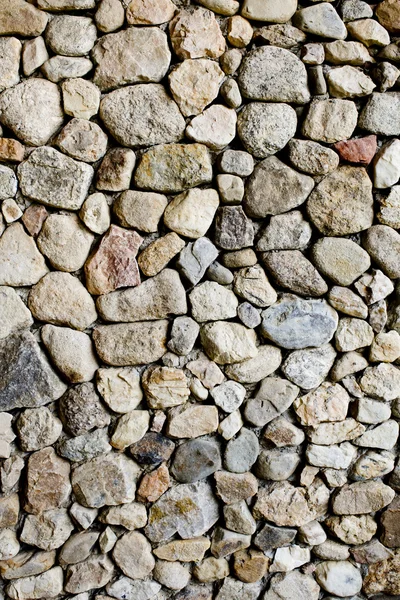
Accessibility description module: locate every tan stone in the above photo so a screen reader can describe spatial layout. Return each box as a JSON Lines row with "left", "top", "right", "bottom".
{"left": 0, "top": 494, "right": 19, "bottom": 527}
{"left": 233, "top": 549, "right": 269, "bottom": 583}
{"left": 137, "top": 464, "right": 170, "bottom": 503}
{"left": 0, "top": 0, "right": 48, "bottom": 36}
{"left": 113, "top": 532, "right": 155, "bottom": 579}
{"left": 111, "top": 410, "right": 150, "bottom": 450}
{"left": 25, "top": 448, "right": 71, "bottom": 515}
{"left": 126, "top": 0, "right": 176, "bottom": 24}
{"left": 169, "top": 59, "right": 224, "bottom": 116}
{"left": 363, "top": 552, "right": 400, "bottom": 596}
{"left": 294, "top": 382, "right": 350, "bottom": 426}
{"left": 169, "top": 7, "right": 225, "bottom": 60}
{"left": 138, "top": 233, "right": 185, "bottom": 277}
{"left": 142, "top": 366, "right": 190, "bottom": 409}
{"left": 167, "top": 404, "right": 219, "bottom": 438}
{"left": 154, "top": 537, "right": 210, "bottom": 562}
{"left": 214, "top": 471, "right": 258, "bottom": 504}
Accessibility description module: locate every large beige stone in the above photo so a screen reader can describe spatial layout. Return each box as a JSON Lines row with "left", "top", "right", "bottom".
{"left": 0, "top": 223, "right": 48, "bottom": 287}
{"left": 169, "top": 7, "right": 225, "bottom": 60}
{"left": 169, "top": 59, "right": 224, "bottom": 116}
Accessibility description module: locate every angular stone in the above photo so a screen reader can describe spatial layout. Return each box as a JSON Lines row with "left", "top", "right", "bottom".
{"left": 171, "top": 438, "right": 221, "bottom": 483}
{"left": 264, "top": 572, "right": 320, "bottom": 600}
{"left": 0, "top": 549, "right": 56, "bottom": 581}
{"left": 134, "top": 143, "right": 212, "bottom": 193}
{"left": 334, "top": 135, "right": 377, "bottom": 165}
{"left": 16, "top": 407, "right": 62, "bottom": 453}
{"left": 18, "top": 146, "right": 93, "bottom": 210}
{"left": 164, "top": 188, "right": 219, "bottom": 239}
{"left": 211, "top": 527, "right": 251, "bottom": 559}
{"left": 61, "top": 78, "right": 100, "bottom": 121}
{"left": 0, "top": 223, "right": 49, "bottom": 287}
{"left": 72, "top": 453, "right": 140, "bottom": 508}
{"left": 100, "top": 84, "right": 184, "bottom": 148}
{"left": 93, "top": 321, "right": 168, "bottom": 366}
{"left": 381, "top": 496, "right": 400, "bottom": 548}
{"left": 200, "top": 321, "right": 258, "bottom": 364}
{"left": 308, "top": 418, "right": 365, "bottom": 445}
{"left": 326, "top": 514, "right": 377, "bottom": 545}
{"left": 328, "top": 286, "right": 368, "bottom": 319}
{"left": 186, "top": 105, "right": 236, "bottom": 151}
{"left": 354, "top": 420, "right": 399, "bottom": 451}
{"left": 363, "top": 553, "right": 400, "bottom": 596}
{"left": 293, "top": 3, "right": 346, "bottom": 38}
{"left": 294, "top": 381, "right": 350, "bottom": 426}
{"left": 0, "top": 80, "right": 63, "bottom": 146}
{"left": 169, "top": 59, "right": 224, "bottom": 117}
{"left": 59, "top": 383, "right": 110, "bottom": 437}
{"left": 0, "top": 287, "right": 32, "bottom": 340}
{"left": 370, "top": 330, "right": 400, "bottom": 362}
{"left": 7, "top": 566, "right": 63, "bottom": 600}
{"left": 64, "top": 556, "right": 113, "bottom": 594}
{"left": 20, "top": 509, "right": 74, "bottom": 551}
{"left": 58, "top": 428, "right": 111, "bottom": 463}
{"left": 238, "top": 46, "right": 310, "bottom": 104}
{"left": 167, "top": 404, "right": 219, "bottom": 438}
{"left": 0, "top": 37, "right": 21, "bottom": 93}
{"left": 154, "top": 538, "right": 210, "bottom": 564}
{"left": 306, "top": 441, "right": 356, "bottom": 469}
{"left": 92, "top": 27, "right": 170, "bottom": 91}
{"left": 25, "top": 447, "right": 71, "bottom": 515}
{"left": 373, "top": 139, "right": 400, "bottom": 189}
{"left": 335, "top": 317, "right": 374, "bottom": 352}
{"left": 359, "top": 92, "right": 400, "bottom": 136}
{"left": 28, "top": 272, "right": 97, "bottom": 331}
{"left": 99, "top": 501, "right": 147, "bottom": 531}
{"left": 96, "top": 367, "right": 142, "bottom": 414}
{"left": 270, "top": 545, "right": 310, "bottom": 573}
{"left": 302, "top": 99, "right": 357, "bottom": 143}
{"left": 332, "top": 480, "right": 395, "bottom": 515}
{"left": 137, "top": 463, "right": 170, "bottom": 503}
{"left": 214, "top": 206, "right": 254, "bottom": 251}
{"left": 256, "top": 447, "right": 300, "bottom": 480}
{"left": 359, "top": 363, "right": 400, "bottom": 400}
{"left": 315, "top": 561, "right": 362, "bottom": 597}
{"left": 56, "top": 118, "right": 107, "bottom": 163}
{"left": 282, "top": 344, "right": 336, "bottom": 390}
{"left": 194, "top": 557, "right": 229, "bottom": 583}
{"left": 113, "top": 532, "right": 154, "bottom": 580}
{"left": 169, "top": 7, "right": 225, "bottom": 60}
{"left": 347, "top": 18, "right": 390, "bottom": 46}
{"left": 244, "top": 156, "right": 314, "bottom": 218}
{"left": 126, "top": 0, "right": 175, "bottom": 24}
{"left": 130, "top": 432, "right": 175, "bottom": 466}
{"left": 114, "top": 191, "right": 166, "bottom": 234}
{"left": 353, "top": 397, "right": 391, "bottom": 425}
{"left": 96, "top": 149, "right": 136, "bottom": 193}
{"left": 245, "top": 376, "right": 299, "bottom": 427}
{"left": 214, "top": 471, "right": 258, "bottom": 505}
{"left": 111, "top": 410, "right": 150, "bottom": 450}
{"left": 189, "top": 281, "right": 237, "bottom": 322}
{"left": 142, "top": 365, "right": 189, "bottom": 410}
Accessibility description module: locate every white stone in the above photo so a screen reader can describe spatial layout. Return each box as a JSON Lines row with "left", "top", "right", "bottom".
{"left": 164, "top": 188, "right": 219, "bottom": 239}
{"left": 270, "top": 546, "right": 311, "bottom": 573}
{"left": 189, "top": 281, "right": 238, "bottom": 322}
{"left": 374, "top": 139, "right": 400, "bottom": 188}
{"left": 186, "top": 105, "right": 237, "bottom": 151}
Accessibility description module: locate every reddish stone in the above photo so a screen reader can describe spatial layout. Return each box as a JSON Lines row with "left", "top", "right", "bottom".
{"left": 0, "top": 139, "right": 24, "bottom": 163}
{"left": 137, "top": 463, "right": 170, "bottom": 503}
{"left": 381, "top": 495, "right": 400, "bottom": 548}
{"left": 334, "top": 135, "right": 377, "bottom": 165}
{"left": 84, "top": 224, "right": 143, "bottom": 295}
{"left": 22, "top": 204, "right": 48, "bottom": 237}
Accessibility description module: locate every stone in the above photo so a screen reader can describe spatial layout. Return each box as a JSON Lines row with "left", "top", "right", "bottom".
{"left": 0, "top": 332, "right": 66, "bottom": 412}
{"left": 215, "top": 578, "right": 261, "bottom": 600}
{"left": 219, "top": 410, "right": 243, "bottom": 440}
{"left": 244, "top": 376, "right": 299, "bottom": 427}
{"left": 253, "top": 23, "right": 307, "bottom": 48}
{"left": 97, "top": 367, "right": 142, "bottom": 414}
{"left": 72, "top": 453, "right": 140, "bottom": 508}
{"left": 264, "top": 250, "right": 327, "bottom": 297}
{"left": 114, "top": 190, "right": 167, "bottom": 233}
{"left": 359, "top": 363, "right": 400, "bottom": 400}
{"left": 347, "top": 18, "right": 390, "bottom": 47}
{"left": 79, "top": 193, "right": 110, "bottom": 236}
{"left": 169, "top": 7, "right": 225, "bottom": 60}
{"left": 354, "top": 420, "right": 399, "bottom": 450}
{"left": 270, "top": 545, "right": 310, "bottom": 573}
{"left": 58, "top": 428, "right": 111, "bottom": 463}
{"left": 334, "top": 135, "right": 377, "bottom": 165}
{"left": 360, "top": 93, "right": 400, "bottom": 138}
{"left": 59, "top": 531, "right": 99, "bottom": 566}
{"left": 312, "top": 237, "right": 370, "bottom": 286}
{"left": 18, "top": 146, "right": 93, "bottom": 210}
{"left": 209, "top": 381, "right": 245, "bottom": 413}
{"left": 302, "top": 99, "right": 357, "bottom": 143}
{"left": 378, "top": 185, "right": 400, "bottom": 228}
{"left": 20, "top": 509, "right": 74, "bottom": 551}
{"left": 341, "top": 0, "right": 373, "bottom": 20}
{"left": 216, "top": 174, "right": 244, "bottom": 205}
{"left": 294, "top": 3, "right": 346, "bottom": 38}
{"left": 257, "top": 211, "right": 312, "bottom": 253}
{"left": 363, "top": 553, "right": 400, "bottom": 596}
{"left": 238, "top": 302, "right": 261, "bottom": 328}
{"left": 282, "top": 344, "right": 336, "bottom": 390}
{"left": 130, "top": 432, "right": 174, "bottom": 467}
{"left": 227, "top": 16, "right": 253, "bottom": 47}
{"left": 92, "top": 27, "right": 170, "bottom": 91}
{"left": 0, "top": 0, "right": 48, "bottom": 36}
{"left": 2, "top": 199, "right": 22, "bottom": 224}
{"left": 264, "top": 417, "right": 305, "bottom": 447}
{"left": 200, "top": 321, "right": 258, "bottom": 364}
{"left": 0, "top": 529, "right": 19, "bottom": 560}
{"left": 218, "top": 150, "right": 254, "bottom": 176}
{"left": 106, "top": 578, "right": 161, "bottom": 600}
{"left": 381, "top": 496, "right": 400, "bottom": 547}
{"left": 241, "top": 0, "right": 296, "bottom": 21}
{"left": 0, "top": 456, "right": 25, "bottom": 493}
{"left": 167, "top": 404, "right": 219, "bottom": 438}
{"left": 254, "top": 479, "right": 329, "bottom": 526}
{"left": 46, "top": 15, "right": 96, "bottom": 57}
{"left": 96, "top": 149, "right": 136, "bottom": 192}
{"left": 315, "top": 561, "right": 362, "bottom": 596}
{"left": 256, "top": 447, "right": 300, "bottom": 480}
{"left": 328, "top": 288, "right": 368, "bottom": 319}
{"left": 313, "top": 539, "right": 350, "bottom": 560}
{"left": 363, "top": 225, "right": 400, "bottom": 279}
{"left": 0, "top": 167, "right": 17, "bottom": 201}
{"left": 138, "top": 233, "right": 185, "bottom": 277}
{"left": 137, "top": 464, "right": 170, "bottom": 503}
{"left": 7, "top": 566, "right": 63, "bottom": 600}
{"left": 211, "top": 527, "right": 251, "bottom": 558}
{"left": 373, "top": 140, "right": 400, "bottom": 188}
{"left": 154, "top": 560, "right": 190, "bottom": 590}
{"left": 22, "top": 37, "right": 49, "bottom": 76}
{"left": 294, "top": 381, "right": 350, "bottom": 426}
{"left": 25, "top": 447, "right": 71, "bottom": 515}
{"left": 42, "top": 56, "right": 93, "bottom": 82}
{"left": 164, "top": 188, "right": 219, "bottom": 239}
{"left": 0, "top": 37, "right": 21, "bottom": 92}
{"left": 353, "top": 397, "right": 392, "bottom": 424}
{"left": 126, "top": 0, "right": 175, "bottom": 24}
{"left": 168, "top": 317, "right": 199, "bottom": 356}
{"left": 0, "top": 138, "right": 24, "bottom": 163}
{"left": 307, "top": 166, "right": 373, "bottom": 235}
{"left": 93, "top": 321, "right": 168, "bottom": 366}
{"left": 111, "top": 410, "right": 150, "bottom": 450}
{"left": 308, "top": 418, "right": 365, "bottom": 445}
{"left": 298, "top": 520, "right": 327, "bottom": 545}
{"left": 194, "top": 557, "right": 229, "bottom": 582}
{"left": 16, "top": 407, "right": 62, "bottom": 452}
{"left": 333, "top": 480, "right": 395, "bottom": 515}
{"left": 112, "top": 532, "right": 154, "bottom": 580}
{"left": 325, "top": 40, "right": 372, "bottom": 66}
{"left": 237, "top": 103, "right": 296, "bottom": 158}
{"left": 0, "top": 287, "right": 32, "bottom": 340}
{"left": 244, "top": 156, "right": 314, "bottom": 218}
{"left": 306, "top": 441, "right": 356, "bottom": 469}
{"left": 0, "top": 223, "right": 48, "bottom": 286}
{"left": 64, "top": 556, "right": 114, "bottom": 594}
{"left": 0, "top": 413, "right": 15, "bottom": 458}
{"left": 214, "top": 471, "right": 258, "bottom": 504}
{"left": 233, "top": 265, "right": 277, "bottom": 308}
{"left": 238, "top": 46, "right": 310, "bottom": 104}
{"left": 190, "top": 281, "right": 238, "bottom": 322}
{"left": 28, "top": 272, "right": 97, "bottom": 331}
{"left": 370, "top": 330, "right": 400, "bottom": 362}
{"left": 186, "top": 105, "right": 236, "bottom": 151}
{"left": 0, "top": 494, "right": 19, "bottom": 528}
{"left": 335, "top": 317, "right": 374, "bottom": 352}
{"left": 100, "top": 84, "right": 184, "bottom": 149}
{"left": 21, "top": 204, "right": 48, "bottom": 237}
{"left": 263, "top": 572, "right": 320, "bottom": 600}
{"left": 224, "top": 428, "right": 259, "bottom": 473}
{"left": 61, "top": 78, "right": 100, "bottom": 121}
{"left": 59, "top": 383, "right": 110, "bottom": 437}
{"left": 224, "top": 501, "right": 256, "bottom": 535}
{"left": 287, "top": 139, "right": 339, "bottom": 176}
{"left": 56, "top": 118, "right": 107, "bottom": 163}
{"left": 0, "top": 79, "right": 63, "bottom": 147}
{"left": 169, "top": 59, "right": 224, "bottom": 117}
{"left": 145, "top": 481, "right": 219, "bottom": 542}
{"left": 351, "top": 449, "right": 395, "bottom": 480}
{"left": 262, "top": 294, "right": 338, "bottom": 350}
{"left": 350, "top": 538, "right": 393, "bottom": 564}
{"left": 134, "top": 143, "right": 213, "bottom": 193}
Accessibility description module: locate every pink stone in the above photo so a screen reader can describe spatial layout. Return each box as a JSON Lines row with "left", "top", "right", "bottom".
{"left": 22, "top": 204, "right": 48, "bottom": 237}
{"left": 84, "top": 225, "right": 143, "bottom": 295}
{"left": 334, "top": 135, "right": 377, "bottom": 165}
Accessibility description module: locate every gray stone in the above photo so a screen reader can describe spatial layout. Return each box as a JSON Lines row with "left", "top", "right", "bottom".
{"left": 20, "top": 509, "right": 74, "bottom": 551}
{"left": 168, "top": 317, "right": 199, "bottom": 356}
{"left": 106, "top": 578, "right": 161, "bottom": 600}
{"left": 254, "top": 523, "right": 296, "bottom": 551}
{"left": 214, "top": 206, "right": 254, "bottom": 250}
{"left": 218, "top": 150, "right": 254, "bottom": 176}
{"left": 59, "top": 383, "right": 110, "bottom": 437}
{"left": 224, "top": 428, "right": 259, "bottom": 473}
{"left": 225, "top": 345, "right": 282, "bottom": 384}
{"left": 238, "top": 46, "right": 310, "bottom": 104}
{"left": 256, "top": 448, "right": 300, "bottom": 480}
{"left": 215, "top": 577, "right": 261, "bottom": 600}
{"left": 281, "top": 344, "right": 336, "bottom": 389}
{"left": 58, "top": 428, "right": 112, "bottom": 462}
{"left": 315, "top": 561, "right": 362, "bottom": 597}
{"left": 257, "top": 211, "right": 312, "bottom": 252}
{"left": 41, "top": 55, "right": 92, "bottom": 83}
{"left": 0, "top": 332, "right": 66, "bottom": 411}
{"left": 171, "top": 438, "right": 221, "bottom": 483}
{"left": 287, "top": 139, "right": 339, "bottom": 176}
{"left": 64, "top": 555, "right": 114, "bottom": 593}
{"left": 244, "top": 156, "right": 314, "bottom": 218}
{"left": 359, "top": 92, "right": 400, "bottom": 136}
{"left": 264, "top": 572, "right": 319, "bottom": 600}
{"left": 100, "top": 84, "right": 185, "bottom": 148}
{"left": 261, "top": 294, "right": 338, "bottom": 349}
{"left": 45, "top": 15, "right": 97, "bottom": 56}
{"left": 302, "top": 99, "right": 358, "bottom": 143}
{"left": 263, "top": 249, "right": 328, "bottom": 297}
{"left": 363, "top": 225, "right": 400, "bottom": 279}
{"left": 312, "top": 237, "right": 371, "bottom": 285}
{"left": 293, "top": 4, "right": 347, "bottom": 39}
{"left": 244, "top": 376, "right": 299, "bottom": 427}
{"left": 16, "top": 407, "right": 62, "bottom": 452}
{"left": 237, "top": 103, "right": 297, "bottom": 158}
{"left": 332, "top": 480, "right": 395, "bottom": 515}
{"left": 0, "top": 166, "right": 17, "bottom": 200}
{"left": 18, "top": 146, "right": 93, "bottom": 210}
{"left": 177, "top": 237, "right": 219, "bottom": 286}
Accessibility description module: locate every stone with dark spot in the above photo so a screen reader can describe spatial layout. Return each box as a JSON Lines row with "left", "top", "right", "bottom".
{"left": 254, "top": 523, "right": 297, "bottom": 552}
{"left": 214, "top": 207, "right": 254, "bottom": 250}
{"left": 130, "top": 432, "right": 175, "bottom": 466}
{"left": 171, "top": 438, "right": 221, "bottom": 483}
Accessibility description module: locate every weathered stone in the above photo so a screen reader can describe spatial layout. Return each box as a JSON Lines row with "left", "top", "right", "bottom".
{"left": 359, "top": 363, "right": 400, "bottom": 400}
{"left": 224, "top": 500, "right": 256, "bottom": 535}
{"left": 245, "top": 376, "right": 299, "bottom": 427}
{"left": 238, "top": 46, "right": 309, "bottom": 104}
{"left": 0, "top": 549, "right": 56, "bottom": 580}
{"left": 0, "top": 80, "right": 63, "bottom": 146}
{"left": 28, "top": 272, "right": 97, "bottom": 331}
{"left": 168, "top": 404, "right": 219, "bottom": 438}
{"left": 328, "top": 286, "right": 368, "bottom": 319}
{"left": 138, "top": 233, "right": 185, "bottom": 277}
{"left": 96, "top": 367, "right": 142, "bottom": 414}
{"left": 59, "top": 531, "right": 99, "bottom": 566}
{"left": 294, "top": 381, "right": 350, "bottom": 426}
{"left": 7, "top": 566, "right": 63, "bottom": 600}
{"left": 354, "top": 420, "right": 399, "bottom": 451}
{"left": 186, "top": 105, "right": 236, "bottom": 151}
{"left": 164, "top": 188, "right": 219, "bottom": 239}
{"left": 294, "top": 3, "right": 346, "bottom": 38}
{"left": 315, "top": 561, "right": 362, "bottom": 596}
{"left": 0, "top": 38, "right": 21, "bottom": 93}
{"left": 193, "top": 557, "right": 229, "bottom": 582}
{"left": 359, "top": 92, "right": 400, "bottom": 136}
{"left": 45, "top": 15, "right": 96, "bottom": 57}
{"left": 18, "top": 146, "right": 93, "bottom": 210}
{"left": 169, "top": 59, "right": 223, "bottom": 117}
{"left": 288, "top": 139, "right": 339, "bottom": 176}
{"left": 214, "top": 471, "right": 258, "bottom": 504}
{"left": 0, "top": 0, "right": 48, "bottom": 36}
{"left": 363, "top": 553, "right": 400, "bottom": 596}
{"left": 169, "top": 7, "right": 225, "bottom": 60}
{"left": 154, "top": 559, "right": 190, "bottom": 590}
{"left": 111, "top": 410, "right": 150, "bottom": 450}
{"left": 21, "top": 204, "right": 48, "bottom": 238}
{"left": 0, "top": 223, "right": 48, "bottom": 287}
{"left": 58, "top": 428, "right": 111, "bottom": 463}
{"left": 137, "top": 464, "right": 170, "bottom": 503}
{"left": 264, "top": 417, "right": 305, "bottom": 448}
{"left": 178, "top": 237, "right": 219, "bottom": 285}
{"left": 312, "top": 237, "right": 370, "bottom": 286}
{"left": 126, "top": 0, "right": 175, "bottom": 24}
{"left": 57, "top": 118, "right": 107, "bottom": 163}
{"left": 200, "top": 321, "right": 258, "bottom": 364}
{"left": 332, "top": 480, "right": 395, "bottom": 515}
{"left": 22, "top": 37, "right": 49, "bottom": 76}
{"left": 0, "top": 287, "right": 32, "bottom": 340}
{"left": 256, "top": 447, "right": 300, "bottom": 480}
{"left": 168, "top": 317, "right": 199, "bottom": 356}
{"left": 0, "top": 412, "right": 15, "bottom": 459}
{"left": 96, "top": 149, "right": 136, "bottom": 193}
{"left": 20, "top": 509, "right": 74, "bottom": 551}
{"left": 237, "top": 102, "right": 296, "bottom": 158}
{"left": 307, "top": 441, "right": 356, "bottom": 469}
{"left": 270, "top": 545, "right": 310, "bottom": 573}
{"left": 113, "top": 532, "right": 154, "bottom": 580}
{"left": 308, "top": 418, "right": 365, "bottom": 445}
{"left": 351, "top": 449, "right": 395, "bottom": 481}
{"left": 302, "top": 99, "right": 357, "bottom": 143}
{"left": 241, "top": 0, "right": 296, "bottom": 21}
{"left": 264, "top": 250, "right": 328, "bottom": 297}
{"left": 215, "top": 577, "right": 261, "bottom": 600}
{"left": 380, "top": 496, "right": 400, "bottom": 548}
{"left": 106, "top": 578, "right": 161, "bottom": 600}
{"left": 16, "top": 407, "right": 61, "bottom": 453}
{"left": 61, "top": 78, "right": 100, "bottom": 121}
{"left": 264, "top": 572, "right": 320, "bottom": 600}
{"left": 130, "top": 432, "right": 174, "bottom": 467}
{"left": 64, "top": 556, "right": 114, "bottom": 594}
{"left": 92, "top": 27, "right": 170, "bottom": 91}
{"left": 334, "top": 135, "right": 377, "bottom": 165}
{"left": 114, "top": 191, "right": 166, "bottom": 233}
{"left": 42, "top": 56, "right": 93, "bottom": 83}
{"left": 190, "top": 281, "right": 238, "bottom": 323}
{"left": 59, "top": 383, "right": 110, "bottom": 437}
{"left": 347, "top": 18, "right": 390, "bottom": 46}
{"left": 25, "top": 447, "right": 70, "bottom": 515}
{"left": 224, "top": 428, "right": 259, "bottom": 473}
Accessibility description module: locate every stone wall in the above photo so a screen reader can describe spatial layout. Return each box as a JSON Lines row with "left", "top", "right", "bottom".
{"left": 0, "top": 0, "right": 399, "bottom": 599}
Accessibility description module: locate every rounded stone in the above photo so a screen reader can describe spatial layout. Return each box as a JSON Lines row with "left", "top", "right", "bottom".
{"left": 312, "top": 237, "right": 371, "bottom": 285}
{"left": 171, "top": 438, "right": 221, "bottom": 483}
{"left": 224, "top": 428, "right": 259, "bottom": 473}
{"left": 37, "top": 214, "right": 94, "bottom": 272}
{"left": 113, "top": 531, "right": 155, "bottom": 579}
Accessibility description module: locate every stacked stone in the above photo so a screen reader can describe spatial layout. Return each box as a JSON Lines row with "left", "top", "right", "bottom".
{"left": 0, "top": 0, "right": 400, "bottom": 598}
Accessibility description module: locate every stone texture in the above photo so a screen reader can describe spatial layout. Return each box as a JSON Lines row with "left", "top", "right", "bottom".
{"left": 169, "top": 7, "right": 225, "bottom": 60}
{"left": 25, "top": 448, "right": 71, "bottom": 515}
{"left": 0, "top": 223, "right": 49, "bottom": 286}
{"left": 237, "top": 103, "right": 297, "bottom": 158}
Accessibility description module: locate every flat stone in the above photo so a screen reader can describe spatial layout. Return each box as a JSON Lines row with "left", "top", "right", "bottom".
{"left": 332, "top": 480, "right": 395, "bottom": 515}
{"left": 294, "top": 4, "right": 347, "bottom": 39}
{"left": 0, "top": 549, "right": 56, "bottom": 580}
{"left": 244, "top": 376, "right": 299, "bottom": 427}
{"left": 16, "top": 407, "right": 62, "bottom": 452}
{"left": 359, "top": 92, "right": 400, "bottom": 136}
{"left": 61, "top": 78, "right": 100, "bottom": 120}
{"left": 257, "top": 211, "right": 312, "bottom": 253}
{"left": 58, "top": 428, "right": 111, "bottom": 462}
{"left": 270, "top": 545, "right": 310, "bottom": 573}
{"left": 137, "top": 463, "right": 170, "bottom": 503}
{"left": 92, "top": 27, "right": 170, "bottom": 91}
{"left": 264, "top": 572, "right": 320, "bottom": 600}
{"left": 96, "top": 149, "right": 136, "bottom": 192}
{"left": 93, "top": 321, "right": 168, "bottom": 366}
{"left": 350, "top": 538, "right": 393, "bottom": 564}
{"left": 0, "top": 38, "right": 21, "bottom": 93}
{"left": 20, "top": 509, "right": 74, "bottom": 551}
{"left": 359, "top": 363, "right": 400, "bottom": 400}
{"left": 169, "top": 58, "right": 224, "bottom": 117}
{"left": 145, "top": 481, "right": 219, "bottom": 542}
{"left": 373, "top": 139, "right": 400, "bottom": 188}
{"left": 134, "top": 143, "right": 213, "bottom": 193}
{"left": 64, "top": 556, "right": 113, "bottom": 594}
{"left": 18, "top": 146, "right": 93, "bottom": 210}
{"left": 328, "top": 286, "right": 368, "bottom": 318}
{"left": 0, "top": 0, "right": 48, "bottom": 36}
{"left": 42, "top": 56, "right": 93, "bottom": 83}
{"left": 100, "top": 84, "right": 185, "bottom": 148}
{"left": 0, "top": 79, "right": 63, "bottom": 146}
{"left": 302, "top": 99, "right": 357, "bottom": 143}
{"left": 200, "top": 321, "right": 258, "bottom": 364}
{"left": 325, "top": 40, "right": 373, "bottom": 65}
{"left": 164, "top": 188, "right": 219, "bottom": 239}
{"left": 25, "top": 447, "right": 71, "bottom": 514}
{"left": 186, "top": 105, "right": 236, "bottom": 151}
{"left": 72, "top": 453, "right": 140, "bottom": 508}
{"left": 169, "top": 7, "right": 225, "bottom": 60}
{"left": 306, "top": 441, "right": 356, "bottom": 469}
{"left": 85, "top": 225, "right": 142, "bottom": 295}
{"left": 281, "top": 344, "right": 336, "bottom": 390}
{"left": 264, "top": 417, "right": 305, "bottom": 447}
{"left": 312, "top": 237, "right": 370, "bottom": 285}
{"left": 171, "top": 438, "right": 221, "bottom": 483}
{"left": 28, "top": 272, "right": 97, "bottom": 331}
{"left": 154, "top": 538, "right": 210, "bottom": 563}
{"left": 96, "top": 367, "right": 142, "bottom": 414}
{"left": 354, "top": 420, "right": 399, "bottom": 450}
{"left": 287, "top": 139, "right": 339, "bottom": 176}
{"left": 254, "top": 479, "right": 329, "bottom": 526}
{"left": 0, "top": 332, "right": 66, "bottom": 411}
{"left": 225, "top": 345, "right": 282, "bottom": 384}
{"left": 244, "top": 156, "right": 314, "bottom": 218}
{"left": 130, "top": 432, "right": 175, "bottom": 466}
{"left": 241, "top": 0, "right": 296, "bottom": 22}
{"left": 189, "top": 281, "right": 238, "bottom": 322}
{"left": 0, "top": 287, "right": 32, "bottom": 340}
{"left": 238, "top": 46, "right": 310, "bottom": 104}
{"left": 254, "top": 523, "right": 296, "bottom": 552}
{"left": 0, "top": 223, "right": 48, "bottom": 286}
{"left": 59, "top": 382, "right": 110, "bottom": 437}
{"left": 106, "top": 578, "right": 161, "bottom": 600}
{"left": 353, "top": 397, "right": 392, "bottom": 424}
{"left": 307, "top": 166, "right": 373, "bottom": 235}
{"left": 126, "top": 0, "right": 175, "bottom": 24}
{"left": 308, "top": 418, "right": 365, "bottom": 445}
{"left": 253, "top": 23, "right": 307, "bottom": 48}
{"left": 138, "top": 233, "right": 185, "bottom": 277}
{"left": 194, "top": 557, "right": 229, "bottom": 582}
{"left": 111, "top": 410, "right": 150, "bottom": 450}
{"left": 261, "top": 294, "right": 338, "bottom": 350}
{"left": 167, "top": 404, "right": 219, "bottom": 438}
{"left": 7, "top": 566, "right": 63, "bottom": 600}
{"left": 315, "top": 561, "right": 362, "bottom": 596}
{"left": 263, "top": 249, "right": 328, "bottom": 297}
{"left": 21, "top": 37, "right": 48, "bottom": 76}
